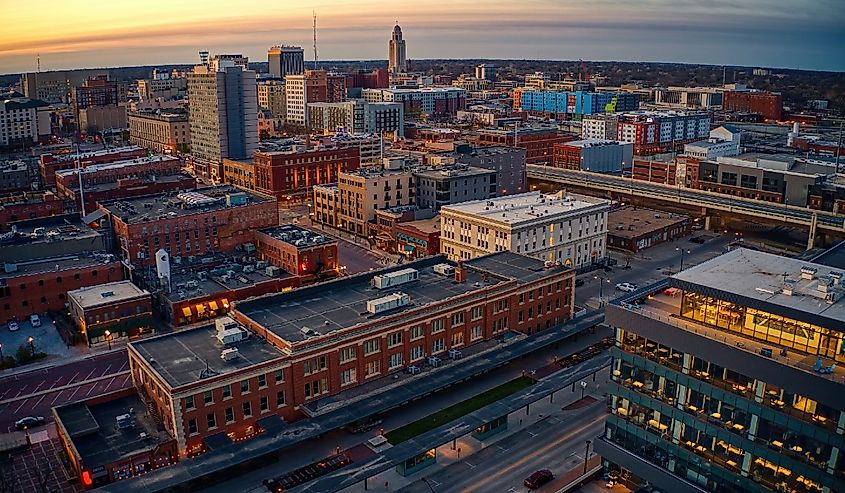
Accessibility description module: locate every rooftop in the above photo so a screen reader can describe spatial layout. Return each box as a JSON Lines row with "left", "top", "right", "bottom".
{"left": 165, "top": 253, "right": 293, "bottom": 303}
{"left": 55, "top": 393, "right": 173, "bottom": 468}
{"left": 68, "top": 281, "right": 150, "bottom": 309}
{"left": 563, "top": 139, "right": 627, "bottom": 148}
{"left": 0, "top": 252, "right": 118, "bottom": 279}
{"left": 130, "top": 323, "right": 286, "bottom": 388}
{"left": 608, "top": 207, "right": 689, "bottom": 239}
{"left": 397, "top": 215, "right": 440, "bottom": 235}
{"left": 440, "top": 191, "right": 609, "bottom": 226}
{"left": 54, "top": 155, "right": 180, "bottom": 179}
{"left": 671, "top": 248, "right": 845, "bottom": 326}
{"left": 235, "top": 252, "right": 564, "bottom": 346}
{"left": 258, "top": 225, "right": 335, "bottom": 249}
{"left": 43, "top": 145, "right": 145, "bottom": 162}
{"left": 0, "top": 215, "right": 100, "bottom": 248}
{"left": 101, "top": 186, "right": 273, "bottom": 224}
{"left": 414, "top": 165, "right": 495, "bottom": 179}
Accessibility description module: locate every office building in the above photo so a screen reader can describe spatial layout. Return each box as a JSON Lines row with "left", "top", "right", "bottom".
{"left": 128, "top": 110, "right": 191, "bottom": 154}
{"left": 0, "top": 91, "right": 51, "bottom": 148}
{"left": 67, "top": 281, "right": 153, "bottom": 346}
{"left": 519, "top": 90, "right": 640, "bottom": 117}
{"left": 615, "top": 111, "right": 711, "bottom": 155}
{"left": 723, "top": 89, "right": 783, "bottom": 121}
{"left": 440, "top": 190, "right": 609, "bottom": 267}
{"left": 73, "top": 75, "right": 124, "bottom": 113}
{"left": 247, "top": 145, "right": 360, "bottom": 201}
{"left": 684, "top": 125, "right": 742, "bottom": 161}
{"left": 285, "top": 70, "right": 347, "bottom": 126}
{"left": 39, "top": 146, "right": 148, "bottom": 186}
{"left": 126, "top": 252, "right": 575, "bottom": 456}
{"left": 187, "top": 60, "right": 258, "bottom": 181}
{"left": 137, "top": 76, "right": 187, "bottom": 101}
{"left": 606, "top": 207, "right": 691, "bottom": 253}
{"left": 209, "top": 54, "right": 249, "bottom": 71}
{"left": 653, "top": 86, "right": 724, "bottom": 109}
{"left": 308, "top": 100, "right": 404, "bottom": 137}
{"left": 345, "top": 69, "right": 389, "bottom": 91}
{"left": 0, "top": 191, "right": 64, "bottom": 227}
{"left": 552, "top": 139, "right": 634, "bottom": 173}
{"left": 78, "top": 105, "right": 128, "bottom": 133}
{"left": 453, "top": 146, "right": 528, "bottom": 196}
{"left": 257, "top": 80, "right": 286, "bottom": 121}
{"left": 476, "top": 126, "right": 571, "bottom": 165}
{"left": 0, "top": 159, "right": 37, "bottom": 193}
{"left": 362, "top": 87, "right": 466, "bottom": 117}
{"left": 267, "top": 46, "right": 305, "bottom": 78}
{"left": 389, "top": 24, "right": 407, "bottom": 74}
{"left": 598, "top": 248, "right": 845, "bottom": 493}
{"left": 21, "top": 68, "right": 108, "bottom": 103}
{"left": 414, "top": 165, "right": 497, "bottom": 211}
{"left": 254, "top": 225, "right": 338, "bottom": 278}
{"left": 0, "top": 215, "right": 109, "bottom": 263}
{"left": 475, "top": 64, "right": 497, "bottom": 82}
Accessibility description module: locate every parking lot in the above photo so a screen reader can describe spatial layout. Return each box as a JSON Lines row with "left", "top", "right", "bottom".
{"left": 1, "top": 313, "right": 78, "bottom": 362}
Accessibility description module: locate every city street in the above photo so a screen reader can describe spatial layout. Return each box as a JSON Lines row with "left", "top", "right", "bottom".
{"left": 0, "top": 350, "right": 130, "bottom": 431}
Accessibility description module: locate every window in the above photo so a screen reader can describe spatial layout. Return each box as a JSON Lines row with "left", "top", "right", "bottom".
{"left": 222, "top": 384, "right": 232, "bottom": 399}
{"left": 240, "top": 379, "right": 250, "bottom": 394}
{"left": 431, "top": 338, "right": 445, "bottom": 354}
{"left": 203, "top": 390, "right": 213, "bottom": 405}
{"left": 258, "top": 374, "right": 267, "bottom": 388}
{"left": 188, "top": 418, "right": 198, "bottom": 435}
{"left": 471, "top": 325, "right": 483, "bottom": 341}
{"left": 471, "top": 306, "right": 483, "bottom": 320}
{"left": 452, "top": 332, "right": 464, "bottom": 347}
{"left": 207, "top": 413, "right": 216, "bottom": 430}
{"left": 410, "top": 325, "right": 424, "bottom": 340}
{"left": 274, "top": 369, "right": 284, "bottom": 384}
{"left": 389, "top": 353, "right": 404, "bottom": 369}
{"left": 339, "top": 346, "right": 356, "bottom": 363}
{"left": 411, "top": 345, "right": 424, "bottom": 361}
{"left": 260, "top": 396, "right": 269, "bottom": 412}
{"left": 431, "top": 318, "right": 445, "bottom": 333}
{"left": 185, "top": 395, "right": 195, "bottom": 410}
{"left": 451, "top": 312, "right": 465, "bottom": 326}
{"left": 276, "top": 390, "right": 286, "bottom": 407}
{"left": 341, "top": 368, "right": 357, "bottom": 386}
{"left": 364, "top": 339, "right": 380, "bottom": 355}
{"left": 225, "top": 407, "right": 234, "bottom": 423}
{"left": 366, "top": 360, "right": 381, "bottom": 377}
{"left": 243, "top": 401, "right": 252, "bottom": 417}
{"left": 387, "top": 332, "right": 403, "bottom": 348}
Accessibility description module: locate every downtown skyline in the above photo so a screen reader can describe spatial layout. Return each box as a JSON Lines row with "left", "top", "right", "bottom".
{"left": 1, "top": 0, "right": 844, "bottom": 74}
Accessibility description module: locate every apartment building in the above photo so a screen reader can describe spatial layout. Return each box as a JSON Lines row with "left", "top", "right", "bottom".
{"left": 333, "top": 163, "right": 416, "bottom": 236}
{"left": 128, "top": 110, "right": 191, "bottom": 154}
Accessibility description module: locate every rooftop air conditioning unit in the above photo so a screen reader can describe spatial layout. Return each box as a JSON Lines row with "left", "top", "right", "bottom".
{"left": 367, "top": 292, "right": 411, "bottom": 314}
{"left": 221, "top": 348, "right": 239, "bottom": 361}
{"left": 372, "top": 268, "right": 419, "bottom": 289}
{"left": 433, "top": 264, "right": 455, "bottom": 276}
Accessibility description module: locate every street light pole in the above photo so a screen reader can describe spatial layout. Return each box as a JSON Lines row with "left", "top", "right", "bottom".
{"left": 676, "top": 247, "right": 690, "bottom": 272}
{"left": 583, "top": 440, "right": 592, "bottom": 475}
{"left": 105, "top": 330, "right": 112, "bottom": 350}
{"left": 27, "top": 336, "right": 35, "bottom": 355}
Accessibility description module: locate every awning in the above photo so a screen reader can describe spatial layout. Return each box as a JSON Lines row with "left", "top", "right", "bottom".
{"left": 209, "top": 301, "right": 219, "bottom": 311}
{"left": 182, "top": 307, "right": 192, "bottom": 317}
{"left": 404, "top": 244, "right": 416, "bottom": 252}
{"left": 221, "top": 298, "right": 230, "bottom": 308}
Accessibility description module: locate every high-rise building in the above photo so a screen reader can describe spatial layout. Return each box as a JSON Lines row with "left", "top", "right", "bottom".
{"left": 308, "top": 100, "right": 404, "bottom": 137}
{"left": 388, "top": 24, "right": 407, "bottom": 74}
{"left": 284, "top": 70, "right": 346, "bottom": 126}
{"left": 267, "top": 46, "right": 305, "bottom": 78}
{"left": 475, "top": 64, "right": 497, "bottom": 82}
{"left": 0, "top": 91, "right": 51, "bottom": 148}
{"left": 20, "top": 68, "right": 108, "bottom": 104}
{"left": 599, "top": 248, "right": 845, "bottom": 493}
{"left": 187, "top": 60, "right": 258, "bottom": 181}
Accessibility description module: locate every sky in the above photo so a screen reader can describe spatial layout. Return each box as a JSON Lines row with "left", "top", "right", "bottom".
{"left": 1, "top": 0, "right": 844, "bottom": 74}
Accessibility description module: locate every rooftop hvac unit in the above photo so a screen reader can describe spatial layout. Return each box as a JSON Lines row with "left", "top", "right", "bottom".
{"left": 367, "top": 292, "right": 411, "bottom": 314}
{"left": 265, "top": 266, "right": 281, "bottom": 277}
{"left": 221, "top": 348, "right": 239, "bottom": 361}
{"left": 115, "top": 413, "right": 133, "bottom": 430}
{"left": 432, "top": 264, "right": 455, "bottom": 276}
{"left": 243, "top": 265, "right": 255, "bottom": 274}
{"left": 185, "top": 280, "right": 199, "bottom": 289}
{"left": 372, "top": 268, "right": 419, "bottom": 289}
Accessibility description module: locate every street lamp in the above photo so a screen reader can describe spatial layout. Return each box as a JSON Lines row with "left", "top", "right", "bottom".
{"left": 27, "top": 336, "right": 35, "bottom": 355}
{"left": 583, "top": 440, "right": 592, "bottom": 475}
{"left": 105, "top": 330, "right": 112, "bottom": 350}
{"left": 676, "top": 247, "right": 691, "bottom": 272}
{"left": 593, "top": 274, "right": 611, "bottom": 305}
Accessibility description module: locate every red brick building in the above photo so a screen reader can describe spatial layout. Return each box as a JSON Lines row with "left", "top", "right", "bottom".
{"left": 128, "top": 253, "right": 574, "bottom": 457}
{"left": 607, "top": 207, "right": 691, "bottom": 253}
{"left": 345, "top": 69, "right": 389, "bottom": 89}
{"left": 250, "top": 146, "right": 360, "bottom": 201}
{"left": 395, "top": 217, "right": 440, "bottom": 258}
{"left": 723, "top": 90, "right": 783, "bottom": 121}
{"left": 101, "top": 187, "right": 277, "bottom": 266}
{"left": 39, "top": 146, "right": 147, "bottom": 187}
{"left": 632, "top": 158, "right": 678, "bottom": 185}
{"left": 477, "top": 127, "right": 572, "bottom": 164}
{"left": 255, "top": 225, "right": 338, "bottom": 278}
{"left": 68, "top": 280, "right": 153, "bottom": 345}
{"left": 0, "top": 191, "right": 64, "bottom": 228}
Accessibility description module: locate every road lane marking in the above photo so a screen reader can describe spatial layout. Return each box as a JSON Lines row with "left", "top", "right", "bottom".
{"left": 464, "top": 461, "right": 476, "bottom": 469}
{"left": 497, "top": 445, "right": 509, "bottom": 452}
{"left": 32, "top": 394, "right": 45, "bottom": 410}
{"left": 0, "top": 371, "right": 129, "bottom": 406}
{"left": 525, "top": 430, "right": 537, "bottom": 437}
{"left": 50, "top": 390, "right": 65, "bottom": 406}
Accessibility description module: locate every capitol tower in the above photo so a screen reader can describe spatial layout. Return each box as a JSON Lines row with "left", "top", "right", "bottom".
{"left": 388, "top": 23, "right": 407, "bottom": 74}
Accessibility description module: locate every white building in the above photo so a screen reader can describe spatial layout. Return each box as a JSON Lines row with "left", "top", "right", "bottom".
{"left": 581, "top": 114, "right": 619, "bottom": 140}
{"left": 284, "top": 74, "right": 308, "bottom": 126}
{"left": 683, "top": 125, "right": 742, "bottom": 160}
{"left": 440, "top": 191, "right": 609, "bottom": 268}
{"left": 308, "top": 100, "right": 404, "bottom": 137}
{"left": 0, "top": 92, "right": 51, "bottom": 147}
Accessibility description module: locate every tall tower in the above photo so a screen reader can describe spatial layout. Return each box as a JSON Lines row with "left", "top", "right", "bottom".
{"left": 388, "top": 24, "right": 406, "bottom": 74}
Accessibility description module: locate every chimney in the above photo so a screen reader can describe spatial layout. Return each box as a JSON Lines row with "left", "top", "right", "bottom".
{"left": 454, "top": 263, "right": 467, "bottom": 283}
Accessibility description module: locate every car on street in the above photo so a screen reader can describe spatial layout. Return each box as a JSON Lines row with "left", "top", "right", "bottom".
{"left": 524, "top": 469, "right": 554, "bottom": 489}
{"left": 15, "top": 416, "right": 45, "bottom": 430}
{"left": 575, "top": 278, "right": 585, "bottom": 287}
{"left": 7, "top": 320, "right": 19, "bottom": 332}
{"left": 690, "top": 236, "right": 706, "bottom": 244}
{"left": 615, "top": 282, "right": 638, "bottom": 292}
{"left": 29, "top": 314, "right": 42, "bottom": 327}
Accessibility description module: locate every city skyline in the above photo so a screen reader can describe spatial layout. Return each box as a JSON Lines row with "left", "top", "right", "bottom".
{"left": 1, "top": 0, "right": 844, "bottom": 74}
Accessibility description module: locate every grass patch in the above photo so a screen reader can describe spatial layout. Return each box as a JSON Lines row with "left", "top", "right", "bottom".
{"left": 385, "top": 376, "right": 535, "bottom": 444}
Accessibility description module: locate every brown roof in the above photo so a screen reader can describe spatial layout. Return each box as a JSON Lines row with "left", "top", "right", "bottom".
{"left": 608, "top": 207, "right": 689, "bottom": 239}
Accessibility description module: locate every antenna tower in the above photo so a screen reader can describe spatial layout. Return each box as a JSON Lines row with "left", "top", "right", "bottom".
{"left": 312, "top": 11, "right": 318, "bottom": 70}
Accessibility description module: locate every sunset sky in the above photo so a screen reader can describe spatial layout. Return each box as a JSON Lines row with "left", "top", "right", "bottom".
{"left": 1, "top": 0, "right": 843, "bottom": 74}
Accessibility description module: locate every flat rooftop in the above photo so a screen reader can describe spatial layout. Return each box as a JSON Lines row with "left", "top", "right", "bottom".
{"left": 563, "top": 139, "right": 626, "bottom": 148}
{"left": 608, "top": 207, "right": 689, "bottom": 239}
{"left": 235, "top": 252, "right": 565, "bottom": 346}
{"left": 130, "top": 324, "right": 286, "bottom": 388}
{"left": 54, "top": 155, "right": 180, "bottom": 178}
{"left": 44, "top": 145, "right": 145, "bottom": 162}
{"left": 398, "top": 216, "right": 440, "bottom": 234}
{"left": 414, "top": 165, "right": 494, "bottom": 179}
{"left": 55, "top": 393, "right": 172, "bottom": 468}
{"left": 258, "top": 225, "right": 335, "bottom": 249}
{"left": 440, "top": 191, "right": 609, "bottom": 226}
{"left": 68, "top": 281, "right": 149, "bottom": 309}
{"left": 0, "top": 252, "right": 118, "bottom": 279}
{"left": 101, "top": 186, "right": 273, "bottom": 224}
{"left": 0, "top": 215, "right": 100, "bottom": 246}
{"left": 166, "top": 254, "right": 293, "bottom": 303}
{"left": 671, "top": 248, "right": 845, "bottom": 326}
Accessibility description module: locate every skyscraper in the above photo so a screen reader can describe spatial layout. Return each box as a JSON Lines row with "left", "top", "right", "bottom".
{"left": 267, "top": 46, "right": 305, "bottom": 79}
{"left": 388, "top": 24, "right": 407, "bottom": 74}
{"left": 187, "top": 59, "right": 258, "bottom": 181}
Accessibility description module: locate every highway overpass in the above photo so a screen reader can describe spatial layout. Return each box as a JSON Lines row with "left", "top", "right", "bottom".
{"left": 527, "top": 165, "right": 845, "bottom": 249}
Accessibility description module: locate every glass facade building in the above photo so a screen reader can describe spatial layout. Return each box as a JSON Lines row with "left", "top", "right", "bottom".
{"left": 596, "top": 249, "right": 845, "bottom": 493}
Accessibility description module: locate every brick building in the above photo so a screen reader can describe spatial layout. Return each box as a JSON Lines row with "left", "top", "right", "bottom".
{"left": 395, "top": 216, "right": 440, "bottom": 259}
{"left": 128, "top": 110, "right": 191, "bottom": 154}
{"left": 723, "top": 90, "right": 783, "bottom": 121}
{"left": 39, "top": 145, "right": 147, "bottom": 187}
{"left": 127, "top": 252, "right": 575, "bottom": 456}
{"left": 255, "top": 225, "right": 338, "bottom": 278}
{"left": 0, "top": 191, "right": 64, "bottom": 228}
{"left": 100, "top": 187, "right": 278, "bottom": 268}
{"left": 476, "top": 127, "right": 572, "bottom": 165}
{"left": 68, "top": 281, "right": 153, "bottom": 346}
{"left": 250, "top": 146, "right": 360, "bottom": 201}
{"left": 606, "top": 207, "right": 691, "bottom": 253}
{"left": 632, "top": 157, "right": 679, "bottom": 185}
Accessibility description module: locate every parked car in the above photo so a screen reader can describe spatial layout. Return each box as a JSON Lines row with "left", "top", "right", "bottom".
{"left": 524, "top": 469, "right": 554, "bottom": 489}
{"left": 615, "top": 282, "right": 638, "bottom": 292}
{"left": 690, "top": 236, "right": 706, "bottom": 244}
{"left": 29, "top": 314, "right": 41, "bottom": 327}
{"left": 575, "top": 278, "right": 585, "bottom": 287}
{"left": 15, "top": 416, "right": 45, "bottom": 430}
{"left": 7, "top": 320, "right": 19, "bottom": 332}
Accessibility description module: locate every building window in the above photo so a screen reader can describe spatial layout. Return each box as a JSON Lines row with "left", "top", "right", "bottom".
{"left": 243, "top": 401, "right": 252, "bottom": 418}
{"left": 431, "top": 338, "right": 445, "bottom": 354}
{"left": 207, "top": 413, "right": 216, "bottom": 430}
{"left": 389, "top": 353, "right": 404, "bottom": 369}
{"left": 364, "top": 339, "right": 380, "bottom": 355}
{"left": 410, "top": 345, "right": 424, "bottom": 361}
{"left": 431, "top": 318, "right": 445, "bottom": 333}
{"left": 410, "top": 325, "right": 424, "bottom": 340}
{"left": 258, "top": 374, "right": 267, "bottom": 388}
{"left": 188, "top": 418, "right": 198, "bottom": 435}
{"left": 339, "top": 346, "right": 356, "bottom": 363}
{"left": 387, "top": 332, "right": 403, "bottom": 348}
{"left": 203, "top": 390, "right": 213, "bottom": 405}
{"left": 225, "top": 407, "right": 234, "bottom": 423}
{"left": 222, "top": 384, "right": 232, "bottom": 399}
{"left": 451, "top": 312, "right": 465, "bottom": 326}
{"left": 276, "top": 390, "right": 286, "bottom": 407}
{"left": 240, "top": 379, "right": 250, "bottom": 394}
{"left": 452, "top": 332, "right": 464, "bottom": 347}
{"left": 471, "top": 306, "right": 483, "bottom": 320}
{"left": 471, "top": 325, "right": 483, "bottom": 341}
{"left": 341, "top": 368, "right": 357, "bottom": 386}
{"left": 185, "top": 395, "right": 195, "bottom": 410}
{"left": 260, "top": 396, "right": 269, "bottom": 412}
{"left": 365, "top": 360, "right": 381, "bottom": 377}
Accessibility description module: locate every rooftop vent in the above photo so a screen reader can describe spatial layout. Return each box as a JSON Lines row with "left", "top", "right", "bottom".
{"left": 221, "top": 348, "right": 239, "bottom": 361}
{"left": 101, "top": 291, "right": 114, "bottom": 298}
{"left": 367, "top": 292, "right": 411, "bottom": 314}
{"left": 801, "top": 266, "right": 818, "bottom": 280}
{"left": 372, "top": 268, "right": 419, "bottom": 289}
